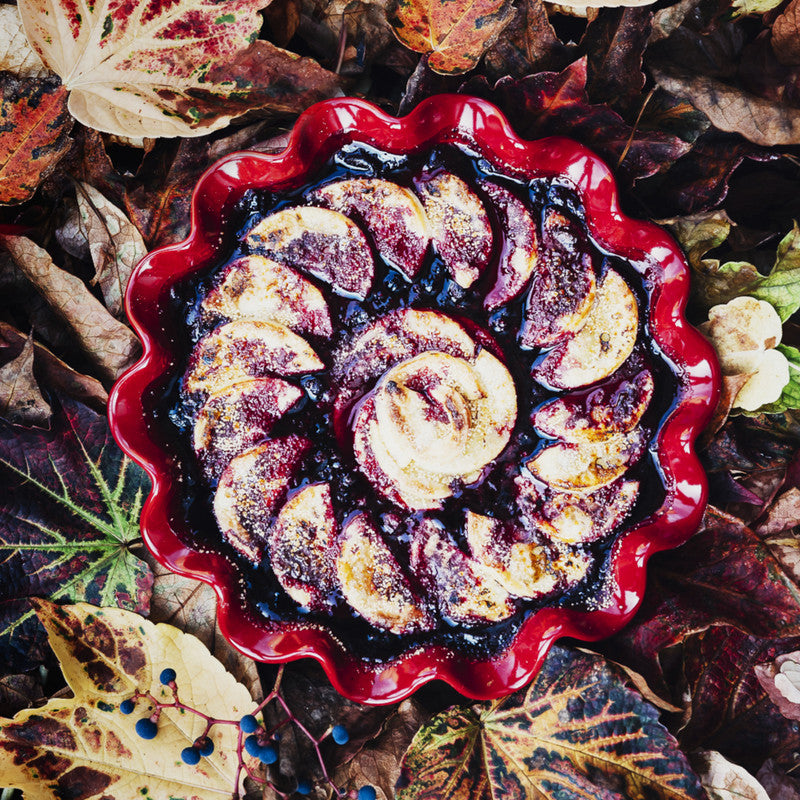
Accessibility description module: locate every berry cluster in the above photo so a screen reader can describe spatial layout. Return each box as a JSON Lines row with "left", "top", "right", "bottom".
{"left": 118, "top": 665, "right": 378, "bottom": 799}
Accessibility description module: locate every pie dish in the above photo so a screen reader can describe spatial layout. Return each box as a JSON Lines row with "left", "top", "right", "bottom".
{"left": 109, "top": 95, "right": 720, "bottom": 704}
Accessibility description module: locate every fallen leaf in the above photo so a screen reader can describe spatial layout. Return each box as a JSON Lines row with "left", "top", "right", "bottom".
{"left": 754, "top": 649, "right": 800, "bottom": 721}
{"left": 263, "top": 0, "right": 301, "bottom": 48}
{"left": 693, "top": 750, "right": 770, "bottom": 800}
{"left": 0, "top": 235, "right": 140, "bottom": 382}
{"left": 397, "top": 645, "right": 705, "bottom": 800}
{"left": 0, "top": 600, "right": 259, "bottom": 799}
{"left": 76, "top": 182, "right": 147, "bottom": 318}
{"left": 0, "top": 395, "right": 151, "bottom": 671}
{"left": 730, "top": 0, "right": 784, "bottom": 15}
{"left": 546, "top": 0, "right": 658, "bottom": 6}
{"left": 0, "top": 74, "right": 73, "bottom": 205}
{"left": 0, "top": 4, "right": 48, "bottom": 77}
{"left": 773, "top": 0, "right": 800, "bottom": 66}
{"left": 652, "top": 67, "right": 800, "bottom": 146}
{"left": 18, "top": 0, "right": 263, "bottom": 138}
{"left": 335, "top": 699, "right": 428, "bottom": 800}
{"left": 0, "top": 673, "right": 44, "bottom": 718}
{"left": 758, "top": 488, "right": 800, "bottom": 536}
{"left": 145, "top": 555, "right": 262, "bottom": 702}
{"left": 698, "top": 374, "right": 751, "bottom": 449}
{"left": 0, "top": 321, "right": 108, "bottom": 413}
{"left": 387, "top": 0, "right": 515, "bottom": 74}
{"left": 757, "top": 759, "right": 800, "bottom": 800}
{"left": 0, "top": 332, "right": 50, "bottom": 426}
{"left": 649, "top": 0, "right": 700, "bottom": 43}
{"left": 749, "top": 223, "right": 800, "bottom": 321}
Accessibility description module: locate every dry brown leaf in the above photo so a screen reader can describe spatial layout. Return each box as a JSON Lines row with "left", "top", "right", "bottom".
{"left": 145, "top": 554, "right": 262, "bottom": 702}
{"left": 543, "top": 0, "right": 656, "bottom": 8}
{"left": 0, "top": 321, "right": 108, "bottom": 412}
{"left": 693, "top": 750, "right": 770, "bottom": 800}
{"left": 0, "top": 235, "right": 140, "bottom": 382}
{"left": 76, "top": 181, "right": 147, "bottom": 318}
{"left": 772, "top": 0, "right": 800, "bottom": 66}
{"left": 652, "top": 68, "right": 800, "bottom": 146}
{"left": 0, "top": 4, "right": 48, "bottom": 77}
{"left": 0, "top": 332, "right": 50, "bottom": 426}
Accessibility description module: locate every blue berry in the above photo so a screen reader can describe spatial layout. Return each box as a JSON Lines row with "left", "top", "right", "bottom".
{"left": 135, "top": 718, "right": 158, "bottom": 739}
{"left": 244, "top": 734, "right": 261, "bottom": 758}
{"left": 295, "top": 779, "right": 312, "bottom": 795}
{"left": 119, "top": 699, "right": 135, "bottom": 715}
{"left": 258, "top": 744, "right": 278, "bottom": 765}
{"left": 197, "top": 737, "right": 214, "bottom": 757}
{"left": 358, "top": 787, "right": 377, "bottom": 800}
{"left": 239, "top": 714, "right": 259, "bottom": 734}
{"left": 159, "top": 668, "right": 177, "bottom": 685}
{"left": 181, "top": 746, "right": 200, "bottom": 765}
{"left": 331, "top": 725, "right": 349, "bottom": 745}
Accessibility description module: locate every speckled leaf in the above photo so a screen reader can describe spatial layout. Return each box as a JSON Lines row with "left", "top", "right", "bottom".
{"left": 0, "top": 396, "right": 152, "bottom": 671}
{"left": 0, "top": 73, "right": 73, "bottom": 205}
{"left": 397, "top": 646, "right": 704, "bottom": 800}
{"left": 17, "top": 0, "right": 265, "bottom": 137}
{"left": 388, "top": 0, "right": 515, "bottom": 74}
{"left": 0, "top": 600, "right": 259, "bottom": 799}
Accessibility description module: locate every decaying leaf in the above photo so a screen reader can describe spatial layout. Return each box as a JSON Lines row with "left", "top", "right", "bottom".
{"left": 693, "top": 750, "right": 770, "bottom": 800}
{"left": 754, "top": 650, "right": 800, "bottom": 721}
{"left": 397, "top": 646, "right": 705, "bottom": 800}
{"left": 652, "top": 68, "right": 800, "bottom": 146}
{"left": 0, "top": 235, "right": 140, "bottom": 382}
{"left": 772, "top": 0, "right": 800, "bottom": 66}
{"left": 388, "top": 0, "right": 516, "bottom": 74}
{"left": 0, "top": 673, "right": 44, "bottom": 718}
{"left": 0, "top": 332, "right": 50, "bottom": 426}
{"left": 76, "top": 181, "right": 147, "bottom": 318}
{"left": 757, "top": 759, "right": 800, "bottom": 800}
{"left": 0, "top": 395, "right": 151, "bottom": 670}
{"left": 757, "top": 486, "right": 800, "bottom": 535}
{"left": 0, "top": 73, "right": 73, "bottom": 205}
{"left": 730, "top": 0, "right": 784, "bottom": 15}
{"left": 698, "top": 374, "right": 752, "bottom": 448}
{"left": 0, "top": 4, "right": 48, "bottom": 77}
{"left": 0, "top": 600, "right": 259, "bottom": 799}
{"left": 544, "top": 0, "right": 657, "bottom": 6}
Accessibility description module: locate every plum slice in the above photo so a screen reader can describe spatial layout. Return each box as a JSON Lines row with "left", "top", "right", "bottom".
{"left": 183, "top": 320, "right": 323, "bottom": 398}
{"left": 213, "top": 435, "right": 310, "bottom": 562}
{"left": 415, "top": 172, "right": 492, "bottom": 288}
{"left": 245, "top": 207, "right": 374, "bottom": 299}
{"left": 193, "top": 376, "right": 303, "bottom": 481}
{"left": 514, "top": 476, "right": 640, "bottom": 544}
{"left": 480, "top": 182, "right": 539, "bottom": 310}
{"left": 534, "top": 268, "right": 638, "bottom": 390}
{"left": 308, "top": 178, "right": 430, "bottom": 279}
{"left": 533, "top": 370, "right": 654, "bottom": 442}
{"left": 336, "top": 512, "right": 433, "bottom": 635}
{"left": 518, "top": 209, "right": 597, "bottom": 349}
{"left": 268, "top": 482, "right": 338, "bottom": 610}
{"left": 410, "top": 517, "right": 514, "bottom": 624}
{"left": 463, "top": 511, "right": 592, "bottom": 599}
{"left": 199, "top": 255, "right": 332, "bottom": 338}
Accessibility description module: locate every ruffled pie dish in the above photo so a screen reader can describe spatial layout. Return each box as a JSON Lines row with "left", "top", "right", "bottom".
{"left": 109, "top": 96, "right": 720, "bottom": 704}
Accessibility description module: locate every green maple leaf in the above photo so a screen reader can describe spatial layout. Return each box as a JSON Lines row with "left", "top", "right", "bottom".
{"left": 0, "top": 395, "right": 152, "bottom": 670}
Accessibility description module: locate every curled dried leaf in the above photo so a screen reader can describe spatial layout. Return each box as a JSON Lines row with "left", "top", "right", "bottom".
{"left": 0, "top": 333, "right": 50, "bottom": 426}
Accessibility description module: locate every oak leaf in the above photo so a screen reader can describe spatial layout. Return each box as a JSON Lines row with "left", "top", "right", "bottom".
{"left": 0, "top": 600, "right": 259, "bottom": 799}
{"left": 0, "top": 73, "right": 73, "bottom": 205}
{"left": 0, "top": 4, "right": 48, "bottom": 77}
{"left": 387, "top": 0, "right": 516, "bottom": 74}
{"left": 0, "top": 332, "right": 50, "bottom": 427}
{"left": 0, "top": 396, "right": 151, "bottom": 670}
{"left": 0, "top": 235, "right": 140, "bottom": 382}
{"left": 397, "top": 646, "right": 705, "bottom": 800}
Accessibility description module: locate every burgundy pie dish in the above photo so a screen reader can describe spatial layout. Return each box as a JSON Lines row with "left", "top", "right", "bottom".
{"left": 109, "top": 95, "right": 720, "bottom": 704}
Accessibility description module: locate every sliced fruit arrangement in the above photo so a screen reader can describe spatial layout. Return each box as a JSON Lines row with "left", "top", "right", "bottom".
{"left": 245, "top": 207, "right": 375, "bottom": 299}
{"left": 199, "top": 255, "right": 333, "bottom": 338}
{"left": 308, "top": 178, "right": 431, "bottom": 279}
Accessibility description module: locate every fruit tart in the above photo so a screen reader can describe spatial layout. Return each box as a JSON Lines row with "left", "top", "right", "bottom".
{"left": 109, "top": 96, "right": 719, "bottom": 703}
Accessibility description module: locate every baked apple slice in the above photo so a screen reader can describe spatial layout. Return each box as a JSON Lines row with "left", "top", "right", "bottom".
{"left": 534, "top": 268, "right": 638, "bottom": 390}
{"left": 268, "top": 482, "right": 338, "bottom": 610}
{"left": 193, "top": 377, "right": 303, "bottom": 481}
{"left": 184, "top": 320, "right": 323, "bottom": 397}
{"left": 308, "top": 178, "right": 431, "bottom": 279}
{"left": 415, "top": 172, "right": 492, "bottom": 288}
{"left": 410, "top": 517, "right": 514, "bottom": 624}
{"left": 519, "top": 209, "right": 597, "bottom": 348}
{"left": 336, "top": 512, "right": 433, "bottom": 635}
{"left": 213, "top": 435, "right": 310, "bottom": 562}
{"left": 463, "top": 511, "right": 591, "bottom": 599}
{"left": 514, "top": 476, "right": 639, "bottom": 544}
{"left": 199, "top": 255, "right": 332, "bottom": 338}
{"left": 245, "top": 207, "right": 374, "bottom": 299}
{"left": 533, "top": 370, "right": 654, "bottom": 442}
{"left": 526, "top": 427, "right": 646, "bottom": 492}
{"left": 480, "top": 182, "right": 539, "bottom": 310}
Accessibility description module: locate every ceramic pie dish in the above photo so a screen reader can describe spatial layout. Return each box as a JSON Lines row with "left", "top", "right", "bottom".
{"left": 108, "top": 95, "right": 720, "bottom": 704}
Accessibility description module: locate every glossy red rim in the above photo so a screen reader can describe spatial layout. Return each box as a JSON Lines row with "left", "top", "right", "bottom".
{"left": 109, "top": 95, "right": 720, "bottom": 704}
